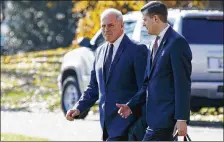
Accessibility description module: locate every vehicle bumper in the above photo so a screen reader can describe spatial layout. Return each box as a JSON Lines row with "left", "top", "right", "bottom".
{"left": 191, "top": 82, "right": 223, "bottom": 99}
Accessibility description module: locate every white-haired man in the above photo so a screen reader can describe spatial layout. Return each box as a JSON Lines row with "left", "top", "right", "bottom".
{"left": 66, "top": 8, "right": 148, "bottom": 141}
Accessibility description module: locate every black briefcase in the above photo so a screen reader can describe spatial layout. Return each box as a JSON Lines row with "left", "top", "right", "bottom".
{"left": 173, "top": 133, "right": 192, "bottom": 141}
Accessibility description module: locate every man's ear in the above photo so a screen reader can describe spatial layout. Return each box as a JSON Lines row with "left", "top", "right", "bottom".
{"left": 120, "top": 21, "right": 124, "bottom": 29}
{"left": 154, "top": 15, "right": 160, "bottom": 23}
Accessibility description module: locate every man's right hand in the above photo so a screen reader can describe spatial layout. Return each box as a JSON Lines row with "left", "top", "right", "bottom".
{"left": 116, "top": 104, "right": 132, "bottom": 119}
{"left": 66, "top": 109, "right": 80, "bottom": 121}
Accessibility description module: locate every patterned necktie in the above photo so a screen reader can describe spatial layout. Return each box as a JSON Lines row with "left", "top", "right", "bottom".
{"left": 104, "top": 44, "right": 114, "bottom": 82}
{"left": 152, "top": 36, "right": 160, "bottom": 61}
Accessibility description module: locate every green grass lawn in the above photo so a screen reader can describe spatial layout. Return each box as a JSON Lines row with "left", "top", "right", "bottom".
{"left": 1, "top": 133, "right": 49, "bottom": 141}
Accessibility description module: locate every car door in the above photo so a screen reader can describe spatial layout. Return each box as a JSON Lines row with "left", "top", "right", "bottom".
{"left": 180, "top": 15, "right": 223, "bottom": 82}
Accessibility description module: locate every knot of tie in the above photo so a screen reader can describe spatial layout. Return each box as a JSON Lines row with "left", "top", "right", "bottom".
{"left": 153, "top": 36, "right": 160, "bottom": 49}
{"left": 152, "top": 36, "right": 160, "bottom": 61}
{"left": 109, "top": 44, "right": 114, "bottom": 48}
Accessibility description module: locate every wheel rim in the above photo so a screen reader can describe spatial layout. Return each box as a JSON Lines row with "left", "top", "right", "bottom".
{"left": 63, "top": 84, "right": 79, "bottom": 111}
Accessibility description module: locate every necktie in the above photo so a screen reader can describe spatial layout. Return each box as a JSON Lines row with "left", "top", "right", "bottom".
{"left": 104, "top": 44, "right": 114, "bottom": 82}
{"left": 152, "top": 36, "right": 160, "bottom": 61}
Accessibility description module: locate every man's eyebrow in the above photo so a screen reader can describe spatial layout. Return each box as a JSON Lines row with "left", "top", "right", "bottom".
{"left": 101, "top": 22, "right": 115, "bottom": 26}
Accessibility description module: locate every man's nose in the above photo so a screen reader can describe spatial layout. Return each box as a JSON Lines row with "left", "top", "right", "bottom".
{"left": 105, "top": 25, "right": 111, "bottom": 31}
{"left": 104, "top": 28, "right": 110, "bottom": 32}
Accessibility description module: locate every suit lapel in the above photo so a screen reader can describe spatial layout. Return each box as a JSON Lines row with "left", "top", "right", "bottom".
{"left": 106, "top": 35, "right": 127, "bottom": 84}
{"left": 148, "top": 27, "right": 172, "bottom": 79}
{"left": 102, "top": 43, "right": 109, "bottom": 83}
{"left": 146, "top": 48, "right": 152, "bottom": 77}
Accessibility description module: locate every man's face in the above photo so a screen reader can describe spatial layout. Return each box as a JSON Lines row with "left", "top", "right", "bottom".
{"left": 101, "top": 14, "right": 124, "bottom": 43}
{"left": 142, "top": 13, "right": 158, "bottom": 35}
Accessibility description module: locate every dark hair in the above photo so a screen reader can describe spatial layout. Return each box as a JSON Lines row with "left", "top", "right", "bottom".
{"left": 141, "top": 1, "right": 168, "bottom": 23}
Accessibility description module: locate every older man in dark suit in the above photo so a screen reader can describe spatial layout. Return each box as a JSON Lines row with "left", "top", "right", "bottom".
{"left": 116, "top": 1, "right": 192, "bottom": 141}
{"left": 66, "top": 8, "right": 148, "bottom": 141}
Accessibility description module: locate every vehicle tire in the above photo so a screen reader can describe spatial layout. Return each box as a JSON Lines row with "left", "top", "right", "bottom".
{"left": 61, "top": 76, "right": 89, "bottom": 119}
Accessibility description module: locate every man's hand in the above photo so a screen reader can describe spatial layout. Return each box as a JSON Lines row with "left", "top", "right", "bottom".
{"left": 173, "top": 121, "right": 187, "bottom": 136}
{"left": 66, "top": 109, "right": 80, "bottom": 121}
{"left": 116, "top": 104, "right": 132, "bottom": 119}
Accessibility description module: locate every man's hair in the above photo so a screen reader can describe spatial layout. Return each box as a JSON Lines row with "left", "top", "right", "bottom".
{"left": 141, "top": 1, "right": 168, "bottom": 23}
{"left": 100, "top": 8, "right": 123, "bottom": 22}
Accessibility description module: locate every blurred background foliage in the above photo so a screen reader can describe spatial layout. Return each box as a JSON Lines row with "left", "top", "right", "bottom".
{"left": 1, "top": 1, "right": 77, "bottom": 55}
{"left": 72, "top": 1, "right": 145, "bottom": 39}
{"left": 72, "top": 0, "right": 223, "bottom": 40}
{"left": 1, "top": 0, "right": 223, "bottom": 55}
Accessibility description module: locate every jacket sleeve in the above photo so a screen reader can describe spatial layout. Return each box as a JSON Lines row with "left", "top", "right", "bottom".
{"left": 170, "top": 38, "right": 192, "bottom": 121}
{"left": 73, "top": 59, "right": 99, "bottom": 115}
{"left": 127, "top": 47, "right": 151, "bottom": 111}
{"left": 134, "top": 44, "right": 148, "bottom": 89}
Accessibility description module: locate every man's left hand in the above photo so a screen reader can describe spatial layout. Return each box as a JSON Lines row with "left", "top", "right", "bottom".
{"left": 173, "top": 121, "right": 187, "bottom": 136}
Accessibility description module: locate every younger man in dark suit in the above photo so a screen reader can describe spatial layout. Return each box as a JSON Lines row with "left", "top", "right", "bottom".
{"left": 117, "top": 1, "right": 192, "bottom": 141}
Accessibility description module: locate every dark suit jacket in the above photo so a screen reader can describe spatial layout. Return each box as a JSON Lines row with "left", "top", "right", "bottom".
{"left": 128, "top": 115, "right": 147, "bottom": 141}
{"left": 75, "top": 34, "right": 148, "bottom": 138}
{"left": 127, "top": 27, "right": 192, "bottom": 129}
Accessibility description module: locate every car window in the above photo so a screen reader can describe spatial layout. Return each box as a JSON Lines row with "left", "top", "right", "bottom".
{"left": 140, "top": 28, "right": 155, "bottom": 46}
{"left": 124, "top": 21, "right": 136, "bottom": 38}
{"left": 168, "top": 17, "right": 175, "bottom": 27}
{"left": 182, "top": 17, "right": 223, "bottom": 44}
{"left": 90, "top": 29, "right": 105, "bottom": 50}
{"left": 94, "top": 33, "right": 105, "bottom": 48}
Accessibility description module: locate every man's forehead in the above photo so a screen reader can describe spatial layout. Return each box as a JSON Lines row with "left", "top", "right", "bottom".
{"left": 102, "top": 13, "right": 117, "bottom": 20}
{"left": 142, "top": 14, "right": 151, "bottom": 20}
{"left": 101, "top": 15, "right": 117, "bottom": 24}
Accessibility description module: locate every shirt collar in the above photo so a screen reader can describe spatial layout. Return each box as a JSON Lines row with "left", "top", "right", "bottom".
{"left": 108, "top": 32, "right": 125, "bottom": 50}
{"left": 158, "top": 24, "right": 170, "bottom": 43}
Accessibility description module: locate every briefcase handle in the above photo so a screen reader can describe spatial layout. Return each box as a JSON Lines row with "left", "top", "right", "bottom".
{"left": 173, "top": 133, "right": 192, "bottom": 141}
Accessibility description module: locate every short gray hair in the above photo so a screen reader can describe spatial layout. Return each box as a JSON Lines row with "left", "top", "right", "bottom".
{"left": 100, "top": 8, "right": 123, "bottom": 22}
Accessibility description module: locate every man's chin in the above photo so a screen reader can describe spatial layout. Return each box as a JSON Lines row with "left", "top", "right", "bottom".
{"left": 105, "top": 38, "right": 113, "bottom": 43}
{"left": 148, "top": 31, "right": 152, "bottom": 35}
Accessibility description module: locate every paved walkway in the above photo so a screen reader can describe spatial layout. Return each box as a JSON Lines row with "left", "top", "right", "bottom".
{"left": 1, "top": 111, "right": 223, "bottom": 141}
{"left": 1, "top": 111, "right": 101, "bottom": 141}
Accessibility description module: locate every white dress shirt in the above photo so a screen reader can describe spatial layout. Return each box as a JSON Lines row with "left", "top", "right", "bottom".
{"left": 107, "top": 32, "right": 125, "bottom": 61}
{"left": 150, "top": 24, "right": 170, "bottom": 53}
{"left": 157, "top": 24, "right": 170, "bottom": 47}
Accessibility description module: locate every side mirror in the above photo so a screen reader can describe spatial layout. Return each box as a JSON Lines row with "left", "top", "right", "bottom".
{"left": 77, "top": 37, "right": 91, "bottom": 48}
